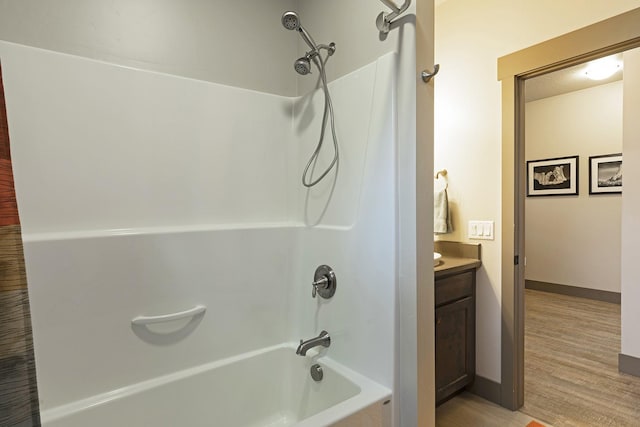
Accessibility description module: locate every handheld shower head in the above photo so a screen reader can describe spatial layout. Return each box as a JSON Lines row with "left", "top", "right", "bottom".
{"left": 281, "top": 11, "right": 318, "bottom": 52}
{"left": 281, "top": 11, "right": 300, "bottom": 31}
{"left": 294, "top": 57, "right": 312, "bottom": 75}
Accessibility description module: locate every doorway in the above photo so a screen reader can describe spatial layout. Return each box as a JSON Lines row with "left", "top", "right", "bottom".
{"left": 498, "top": 6, "right": 640, "bottom": 412}
{"left": 519, "top": 57, "right": 629, "bottom": 424}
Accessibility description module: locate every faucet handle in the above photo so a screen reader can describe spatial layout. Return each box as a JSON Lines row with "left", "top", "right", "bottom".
{"left": 312, "top": 277, "right": 328, "bottom": 298}
{"left": 311, "top": 265, "right": 337, "bottom": 299}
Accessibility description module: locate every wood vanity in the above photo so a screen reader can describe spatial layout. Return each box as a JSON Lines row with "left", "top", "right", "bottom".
{"left": 434, "top": 241, "right": 481, "bottom": 405}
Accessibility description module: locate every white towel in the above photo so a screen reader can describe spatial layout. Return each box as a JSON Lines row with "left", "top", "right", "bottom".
{"left": 434, "top": 188, "right": 453, "bottom": 234}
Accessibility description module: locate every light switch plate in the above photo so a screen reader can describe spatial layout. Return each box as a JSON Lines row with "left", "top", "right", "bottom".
{"left": 468, "top": 220, "right": 494, "bottom": 240}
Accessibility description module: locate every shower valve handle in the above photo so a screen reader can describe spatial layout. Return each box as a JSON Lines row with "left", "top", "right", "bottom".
{"left": 311, "top": 265, "right": 337, "bottom": 299}
{"left": 312, "top": 277, "right": 329, "bottom": 298}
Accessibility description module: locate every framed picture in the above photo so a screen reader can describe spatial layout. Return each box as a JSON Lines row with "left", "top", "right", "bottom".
{"left": 526, "top": 155, "right": 579, "bottom": 197}
{"left": 589, "top": 153, "right": 622, "bottom": 194}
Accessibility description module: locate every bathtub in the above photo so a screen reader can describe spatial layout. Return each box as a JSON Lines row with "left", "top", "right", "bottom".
{"left": 40, "top": 344, "right": 391, "bottom": 427}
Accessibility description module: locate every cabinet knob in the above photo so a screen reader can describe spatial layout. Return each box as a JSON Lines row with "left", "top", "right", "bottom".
{"left": 436, "top": 317, "right": 442, "bottom": 325}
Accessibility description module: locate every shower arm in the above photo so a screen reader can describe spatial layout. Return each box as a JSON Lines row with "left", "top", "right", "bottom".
{"left": 377, "top": 0, "right": 411, "bottom": 34}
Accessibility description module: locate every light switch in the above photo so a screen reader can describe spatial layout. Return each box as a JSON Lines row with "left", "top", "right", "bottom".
{"left": 469, "top": 220, "right": 494, "bottom": 240}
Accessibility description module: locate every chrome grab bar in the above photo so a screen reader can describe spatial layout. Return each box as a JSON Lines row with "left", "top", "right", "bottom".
{"left": 377, "top": 0, "right": 412, "bottom": 33}
{"left": 131, "top": 305, "right": 206, "bottom": 326}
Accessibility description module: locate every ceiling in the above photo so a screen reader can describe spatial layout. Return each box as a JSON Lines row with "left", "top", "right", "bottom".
{"left": 525, "top": 54, "right": 624, "bottom": 102}
{"left": 433, "top": 3, "right": 623, "bottom": 102}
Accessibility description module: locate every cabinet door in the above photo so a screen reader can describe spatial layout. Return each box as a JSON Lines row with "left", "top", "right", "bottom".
{"left": 435, "top": 296, "right": 475, "bottom": 404}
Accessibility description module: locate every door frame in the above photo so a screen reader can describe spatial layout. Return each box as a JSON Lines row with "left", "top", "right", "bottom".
{"left": 416, "top": 0, "right": 436, "bottom": 426}
{"left": 497, "top": 7, "right": 640, "bottom": 410}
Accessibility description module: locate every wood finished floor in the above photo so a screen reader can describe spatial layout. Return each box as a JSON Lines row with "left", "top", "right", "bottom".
{"left": 520, "top": 289, "right": 640, "bottom": 426}
{"left": 436, "top": 391, "right": 550, "bottom": 427}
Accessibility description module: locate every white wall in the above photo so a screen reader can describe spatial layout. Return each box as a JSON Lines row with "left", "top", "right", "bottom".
{"left": 1, "top": 42, "right": 294, "bottom": 234}
{"left": 0, "top": 0, "right": 298, "bottom": 96}
{"left": 23, "top": 227, "right": 296, "bottom": 410}
{"left": 525, "top": 82, "right": 622, "bottom": 293}
{"left": 289, "top": 52, "right": 396, "bottom": 385}
{"left": 0, "top": 40, "right": 298, "bottom": 410}
{"left": 621, "top": 48, "right": 640, "bottom": 359}
{"left": 435, "top": 0, "right": 640, "bottom": 383}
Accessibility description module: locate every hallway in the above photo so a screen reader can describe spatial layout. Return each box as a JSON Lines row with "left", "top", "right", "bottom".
{"left": 521, "top": 289, "right": 640, "bottom": 426}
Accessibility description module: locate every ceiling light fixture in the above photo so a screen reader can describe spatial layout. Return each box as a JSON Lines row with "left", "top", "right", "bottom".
{"left": 584, "top": 56, "right": 623, "bottom": 80}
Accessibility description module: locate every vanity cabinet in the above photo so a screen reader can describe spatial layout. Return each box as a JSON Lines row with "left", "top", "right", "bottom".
{"left": 435, "top": 269, "right": 476, "bottom": 405}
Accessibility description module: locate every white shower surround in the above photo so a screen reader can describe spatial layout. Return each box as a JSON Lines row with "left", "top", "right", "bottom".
{"left": 41, "top": 345, "right": 391, "bottom": 427}
{"left": 0, "top": 40, "right": 397, "bottom": 424}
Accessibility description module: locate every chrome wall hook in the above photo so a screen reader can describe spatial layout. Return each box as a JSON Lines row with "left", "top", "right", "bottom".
{"left": 376, "top": 0, "right": 412, "bottom": 34}
{"left": 421, "top": 64, "right": 440, "bottom": 83}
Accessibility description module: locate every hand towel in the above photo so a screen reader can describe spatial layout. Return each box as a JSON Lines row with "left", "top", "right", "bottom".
{"left": 434, "top": 187, "right": 453, "bottom": 234}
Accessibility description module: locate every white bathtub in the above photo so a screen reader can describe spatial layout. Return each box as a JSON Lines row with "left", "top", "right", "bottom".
{"left": 41, "top": 344, "right": 391, "bottom": 427}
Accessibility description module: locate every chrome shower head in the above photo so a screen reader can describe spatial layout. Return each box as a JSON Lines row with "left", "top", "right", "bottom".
{"left": 282, "top": 11, "right": 318, "bottom": 52}
{"left": 281, "top": 11, "right": 300, "bottom": 31}
{"left": 294, "top": 57, "right": 311, "bottom": 75}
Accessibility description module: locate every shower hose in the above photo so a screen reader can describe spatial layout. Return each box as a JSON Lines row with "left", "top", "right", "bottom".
{"left": 302, "top": 51, "right": 339, "bottom": 188}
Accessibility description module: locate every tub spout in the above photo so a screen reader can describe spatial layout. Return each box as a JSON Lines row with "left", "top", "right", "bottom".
{"left": 296, "top": 330, "right": 331, "bottom": 356}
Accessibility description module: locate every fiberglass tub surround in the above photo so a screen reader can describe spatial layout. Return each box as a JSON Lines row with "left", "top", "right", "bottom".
{"left": 0, "top": 28, "right": 397, "bottom": 425}
{"left": 42, "top": 345, "right": 390, "bottom": 427}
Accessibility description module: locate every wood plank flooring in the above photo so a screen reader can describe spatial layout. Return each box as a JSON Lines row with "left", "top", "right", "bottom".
{"left": 436, "top": 391, "right": 550, "bottom": 427}
{"left": 520, "top": 289, "right": 640, "bottom": 426}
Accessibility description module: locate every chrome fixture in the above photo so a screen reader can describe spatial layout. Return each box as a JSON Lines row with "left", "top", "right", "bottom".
{"left": 294, "top": 56, "right": 312, "bottom": 76}
{"left": 281, "top": 11, "right": 337, "bottom": 75}
{"left": 281, "top": 11, "right": 339, "bottom": 187}
{"left": 310, "top": 364, "right": 324, "bottom": 381}
{"left": 421, "top": 64, "right": 440, "bottom": 83}
{"left": 377, "top": 0, "right": 412, "bottom": 34}
{"left": 296, "top": 330, "right": 331, "bottom": 356}
{"left": 312, "top": 265, "right": 337, "bottom": 299}
{"left": 282, "top": 11, "right": 318, "bottom": 53}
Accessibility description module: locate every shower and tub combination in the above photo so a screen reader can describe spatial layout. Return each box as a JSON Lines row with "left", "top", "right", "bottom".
{"left": 0, "top": 1, "right": 415, "bottom": 426}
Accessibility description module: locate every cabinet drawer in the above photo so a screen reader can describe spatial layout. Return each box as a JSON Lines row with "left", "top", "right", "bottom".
{"left": 435, "top": 271, "right": 474, "bottom": 307}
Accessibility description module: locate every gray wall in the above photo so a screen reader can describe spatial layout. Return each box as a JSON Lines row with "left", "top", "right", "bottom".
{"left": 0, "top": 0, "right": 297, "bottom": 95}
